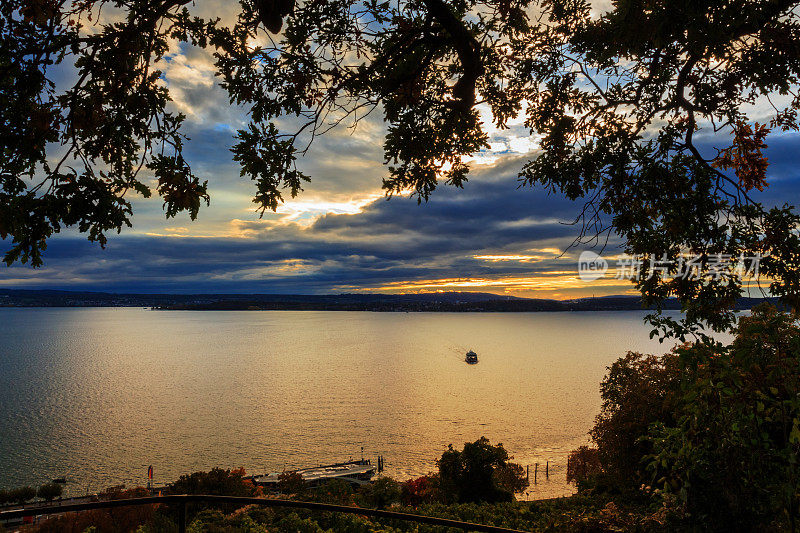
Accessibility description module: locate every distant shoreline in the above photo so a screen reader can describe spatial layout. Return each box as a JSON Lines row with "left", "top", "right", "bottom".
{"left": 0, "top": 288, "right": 775, "bottom": 312}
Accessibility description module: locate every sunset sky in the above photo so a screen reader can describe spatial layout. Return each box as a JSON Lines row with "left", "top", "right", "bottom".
{"left": 3, "top": 2, "right": 800, "bottom": 298}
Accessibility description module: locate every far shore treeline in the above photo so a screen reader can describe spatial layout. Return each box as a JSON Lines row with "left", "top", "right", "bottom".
{"left": 0, "top": 289, "right": 780, "bottom": 313}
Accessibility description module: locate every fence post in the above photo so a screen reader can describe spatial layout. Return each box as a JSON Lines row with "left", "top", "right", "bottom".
{"left": 178, "top": 499, "right": 186, "bottom": 533}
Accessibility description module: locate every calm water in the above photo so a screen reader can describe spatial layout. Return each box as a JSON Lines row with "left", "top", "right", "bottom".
{"left": 0, "top": 308, "right": 687, "bottom": 499}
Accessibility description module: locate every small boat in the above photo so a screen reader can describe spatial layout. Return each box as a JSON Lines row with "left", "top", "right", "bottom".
{"left": 465, "top": 350, "right": 478, "bottom": 364}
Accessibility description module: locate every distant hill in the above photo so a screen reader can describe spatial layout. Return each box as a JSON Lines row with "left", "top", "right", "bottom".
{"left": 0, "top": 288, "right": 776, "bottom": 312}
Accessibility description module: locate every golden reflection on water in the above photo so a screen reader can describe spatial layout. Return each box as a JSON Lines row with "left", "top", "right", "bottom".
{"left": 0, "top": 308, "right": 693, "bottom": 499}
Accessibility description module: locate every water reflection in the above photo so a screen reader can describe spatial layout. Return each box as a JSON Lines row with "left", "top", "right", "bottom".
{"left": 0, "top": 308, "right": 703, "bottom": 498}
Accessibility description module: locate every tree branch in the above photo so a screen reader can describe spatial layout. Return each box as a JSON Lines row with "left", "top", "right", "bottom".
{"left": 420, "top": 0, "right": 483, "bottom": 109}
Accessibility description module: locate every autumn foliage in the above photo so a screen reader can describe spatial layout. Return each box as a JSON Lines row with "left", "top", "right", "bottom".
{"left": 572, "top": 304, "right": 800, "bottom": 531}
{"left": 34, "top": 487, "right": 156, "bottom": 533}
{"left": 276, "top": 470, "right": 306, "bottom": 495}
{"left": 713, "top": 122, "right": 771, "bottom": 192}
{"left": 566, "top": 446, "right": 602, "bottom": 486}
{"left": 401, "top": 475, "right": 439, "bottom": 506}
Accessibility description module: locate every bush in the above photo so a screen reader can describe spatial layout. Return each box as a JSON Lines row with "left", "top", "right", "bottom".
{"left": 277, "top": 470, "right": 306, "bottom": 496}
{"left": 436, "top": 437, "right": 528, "bottom": 503}
{"left": 357, "top": 476, "right": 401, "bottom": 509}
{"left": 649, "top": 304, "right": 800, "bottom": 530}
{"left": 9, "top": 486, "right": 36, "bottom": 504}
{"left": 566, "top": 446, "right": 602, "bottom": 488}
{"left": 400, "top": 475, "right": 441, "bottom": 506}
{"left": 589, "top": 350, "right": 682, "bottom": 492}
{"left": 37, "top": 482, "right": 63, "bottom": 502}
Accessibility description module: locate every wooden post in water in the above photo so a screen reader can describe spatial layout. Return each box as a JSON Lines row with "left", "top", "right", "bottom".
{"left": 526, "top": 465, "right": 529, "bottom": 484}
{"left": 534, "top": 463, "right": 538, "bottom": 484}
{"left": 546, "top": 460, "right": 549, "bottom": 479}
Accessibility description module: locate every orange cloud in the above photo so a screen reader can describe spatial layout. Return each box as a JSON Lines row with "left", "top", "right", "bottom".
{"left": 343, "top": 272, "right": 639, "bottom": 299}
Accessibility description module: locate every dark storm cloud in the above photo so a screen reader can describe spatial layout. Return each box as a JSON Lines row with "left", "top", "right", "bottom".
{"left": 1, "top": 158, "right": 588, "bottom": 293}
{"left": 5, "top": 132, "right": 799, "bottom": 294}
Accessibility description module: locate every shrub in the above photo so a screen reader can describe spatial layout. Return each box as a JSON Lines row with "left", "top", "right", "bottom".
{"left": 9, "top": 486, "right": 36, "bottom": 504}
{"left": 37, "top": 482, "right": 63, "bottom": 502}
{"left": 436, "top": 437, "right": 528, "bottom": 503}
{"left": 277, "top": 470, "right": 306, "bottom": 496}
{"left": 566, "top": 446, "right": 602, "bottom": 488}
{"left": 649, "top": 304, "right": 800, "bottom": 530}
{"left": 400, "top": 475, "right": 441, "bottom": 506}
{"left": 589, "top": 350, "right": 682, "bottom": 491}
{"left": 357, "top": 476, "right": 401, "bottom": 509}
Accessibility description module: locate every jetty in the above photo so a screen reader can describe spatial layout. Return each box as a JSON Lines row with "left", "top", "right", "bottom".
{"left": 250, "top": 458, "right": 381, "bottom": 488}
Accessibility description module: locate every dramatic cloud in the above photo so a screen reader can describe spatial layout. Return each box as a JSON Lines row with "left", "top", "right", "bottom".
{"left": 4, "top": 6, "right": 799, "bottom": 298}
{"left": 7, "top": 130, "right": 797, "bottom": 298}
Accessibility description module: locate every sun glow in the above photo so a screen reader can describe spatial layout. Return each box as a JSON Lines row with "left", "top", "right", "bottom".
{"left": 272, "top": 194, "right": 383, "bottom": 226}
{"left": 345, "top": 272, "right": 637, "bottom": 299}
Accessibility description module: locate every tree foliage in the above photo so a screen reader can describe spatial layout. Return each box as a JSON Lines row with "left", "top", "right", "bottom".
{"left": 577, "top": 304, "right": 800, "bottom": 530}
{"left": 169, "top": 466, "right": 257, "bottom": 497}
{"left": 566, "top": 446, "right": 602, "bottom": 488}
{"left": 276, "top": 470, "right": 307, "bottom": 496}
{"left": 9, "top": 485, "right": 36, "bottom": 504}
{"left": 589, "top": 350, "right": 682, "bottom": 491}
{"left": 520, "top": 0, "right": 800, "bottom": 337}
{"left": 2, "top": 0, "right": 800, "bottom": 333}
{"left": 649, "top": 304, "right": 800, "bottom": 530}
{"left": 36, "top": 486, "right": 158, "bottom": 533}
{"left": 400, "top": 474, "right": 441, "bottom": 506}
{"left": 357, "top": 476, "right": 402, "bottom": 509}
{"left": 36, "top": 481, "right": 63, "bottom": 501}
{"left": 167, "top": 467, "right": 259, "bottom": 524}
{"left": 308, "top": 478, "right": 355, "bottom": 505}
{"left": 436, "top": 436, "right": 528, "bottom": 503}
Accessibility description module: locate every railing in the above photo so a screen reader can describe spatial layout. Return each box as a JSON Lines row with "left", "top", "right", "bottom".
{"left": 0, "top": 494, "right": 531, "bottom": 533}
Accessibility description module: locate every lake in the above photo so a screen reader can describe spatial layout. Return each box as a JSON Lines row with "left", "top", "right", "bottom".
{"left": 0, "top": 308, "right": 690, "bottom": 499}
